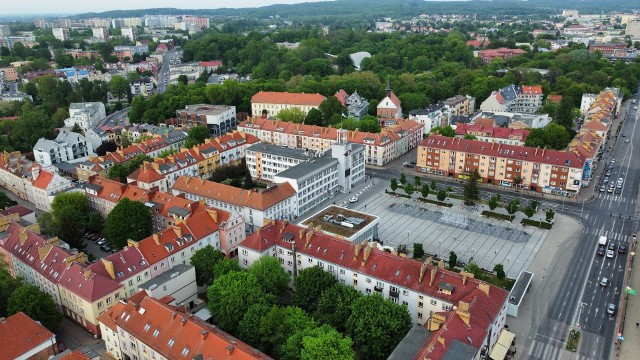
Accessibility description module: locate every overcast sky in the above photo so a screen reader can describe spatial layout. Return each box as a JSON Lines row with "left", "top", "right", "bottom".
{"left": 4, "top": 0, "right": 322, "bottom": 15}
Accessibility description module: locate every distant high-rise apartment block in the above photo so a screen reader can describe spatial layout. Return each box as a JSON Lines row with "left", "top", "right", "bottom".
{"left": 91, "top": 27, "right": 109, "bottom": 40}
{"left": 52, "top": 27, "right": 70, "bottom": 41}
{"left": 121, "top": 27, "right": 138, "bottom": 42}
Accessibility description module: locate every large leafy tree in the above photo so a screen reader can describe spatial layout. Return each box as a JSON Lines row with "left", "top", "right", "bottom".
{"left": 103, "top": 198, "right": 153, "bottom": 249}
{"left": 109, "top": 75, "right": 130, "bottom": 101}
{"left": 190, "top": 245, "right": 225, "bottom": 287}
{"left": 213, "top": 258, "right": 242, "bottom": 278}
{"left": 346, "top": 294, "right": 412, "bottom": 360}
{"left": 314, "top": 283, "right": 360, "bottom": 332}
{"left": 0, "top": 262, "right": 22, "bottom": 317}
{"left": 238, "top": 303, "right": 272, "bottom": 347}
{"left": 248, "top": 255, "right": 291, "bottom": 297}
{"left": 8, "top": 285, "right": 62, "bottom": 331}
{"left": 276, "top": 107, "right": 306, "bottom": 123}
{"left": 358, "top": 115, "right": 381, "bottom": 133}
{"left": 41, "top": 192, "right": 90, "bottom": 248}
{"left": 281, "top": 324, "right": 355, "bottom": 360}
{"left": 184, "top": 125, "right": 211, "bottom": 148}
{"left": 293, "top": 267, "right": 337, "bottom": 313}
{"left": 305, "top": 108, "right": 324, "bottom": 126}
{"left": 318, "top": 96, "right": 345, "bottom": 123}
{"left": 207, "top": 271, "right": 269, "bottom": 334}
{"left": 259, "top": 305, "right": 316, "bottom": 357}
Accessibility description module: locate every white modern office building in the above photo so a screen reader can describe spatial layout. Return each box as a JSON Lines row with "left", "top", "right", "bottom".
{"left": 65, "top": 102, "right": 106, "bottom": 131}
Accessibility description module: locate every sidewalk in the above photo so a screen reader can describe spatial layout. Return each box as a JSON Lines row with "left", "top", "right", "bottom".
{"left": 505, "top": 214, "right": 583, "bottom": 358}
{"left": 616, "top": 236, "right": 639, "bottom": 358}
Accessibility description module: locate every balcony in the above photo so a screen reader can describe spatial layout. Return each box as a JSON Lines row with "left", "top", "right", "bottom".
{"left": 389, "top": 289, "right": 399, "bottom": 298}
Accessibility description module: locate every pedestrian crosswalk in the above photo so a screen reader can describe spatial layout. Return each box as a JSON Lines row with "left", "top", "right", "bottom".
{"left": 527, "top": 339, "right": 595, "bottom": 360}
{"left": 583, "top": 228, "right": 633, "bottom": 244}
{"left": 597, "top": 193, "right": 635, "bottom": 202}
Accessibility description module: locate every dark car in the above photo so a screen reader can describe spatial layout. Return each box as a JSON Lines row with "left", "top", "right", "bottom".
{"left": 100, "top": 245, "right": 112, "bottom": 252}
{"left": 597, "top": 246, "right": 606, "bottom": 256}
{"left": 619, "top": 244, "right": 627, "bottom": 254}
{"left": 608, "top": 242, "right": 617, "bottom": 251}
{"left": 615, "top": 188, "right": 622, "bottom": 195}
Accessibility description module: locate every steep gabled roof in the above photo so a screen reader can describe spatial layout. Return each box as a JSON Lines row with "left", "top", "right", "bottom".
{"left": 251, "top": 91, "right": 326, "bottom": 106}
{"left": 0, "top": 312, "right": 56, "bottom": 359}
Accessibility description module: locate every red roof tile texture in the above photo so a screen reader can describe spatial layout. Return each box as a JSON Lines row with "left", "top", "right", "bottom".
{"left": 0, "top": 312, "right": 56, "bottom": 359}
{"left": 97, "top": 292, "right": 272, "bottom": 359}
{"left": 251, "top": 91, "right": 326, "bottom": 106}
{"left": 58, "top": 262, "right": 122, "bottom": 302}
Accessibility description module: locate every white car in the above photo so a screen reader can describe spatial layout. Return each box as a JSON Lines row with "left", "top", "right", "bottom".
{"left": 606, "top": 249, "right": 615, "bottom": 258}
{"left": 349, "top": 197, "right": 358, "bottom": 203}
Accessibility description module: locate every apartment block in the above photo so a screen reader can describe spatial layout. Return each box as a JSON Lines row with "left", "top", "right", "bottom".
{"left": 184, "top": 16, "right": 210, "bottom": 29}
{"left": 97, "top": 292, "right": 272, "bottom": 360}
{"left": 52, "top": 27, "right": 70, "bottom": 41}
{"left": 0, "top": 66, "right": 18, "bottom": 81}
{"left": 175, "top": 104, "right": 237, "bottom": 136}
{"left": 172, "top": 176, "right": 297, "bottom": 233}
{"left": 65, "top": 102, "right": 106, "bottom": 131}
{"left": 251, "top": 91, "right": 326, "bottom": 118}
{"left": 89, "top": 246, "right": 152, "bottom": 299}
{"left": 443, "top": 94, "right": 476, "bottom": 116}
{"left": 91, "top": 27, "right": 109, "bottom": 40}
{"left": 480, "top": 85, "right": 543, "bottom": 114}
{"left": 239, "top": 220, "right": 508, "bottom": 358}
{"left": 238, "top": 118, "right": 423, "bottom": 166}
{"left": 454, "top": 124, "right": 530, "bottom": 146}
{"left": 138, "top": 264, "right": 198, "bottom": 310}
{"left": 34, "top": 130, "right": 94, "bottom": 166}
{"left": 130, "top": 77, "right": 153, "bottom": 97}
{"left": 121, "top": 27, "right": 138, "bottom": 42}
{"left": 418, "top": 135, "right": 585, "bottom": 197}
{"left": 478, "top": 48, "right": 526, "bottom": 63}
{"left": 409, "top": 101, "right": 450, "bottom": 133}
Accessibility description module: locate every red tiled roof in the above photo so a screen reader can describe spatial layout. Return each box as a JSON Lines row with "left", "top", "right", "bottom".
{"left": 97, "top": 292, "right": 272, "bottom": 359}
{"left": 582, "top": 120, "right": 607, "bottom": 131}
{"left": 58, "top": 349, "right": 94, "bottom": 360}
{"left": 90, "top": 246, "right": 149, "bottom": 282}
{"left": 334, "top": 89, "right": 349, "bottom": 106}
{"left": 127, "top": 163, "right": 165, "bottom": 183}
{"left": 199, "top": 60, "right": 222, "bottom": 67}
{"left": 0, "top": 205, "right": 34, "bottom": 217}
{"left": 241, "top": 221, "right": 508, "bottom": 307}
{"left": 251, "top": 91, "right": 326, "bottom": 106}
{"left": 0, "top": 312, "right": 56, "bottom": 359}
{"left": 58, "top": 262, "right": 122, "bottom": 302}
{"left": 547, "top": 94, "right": 563, "bottom": 104}
{"left": 32, "top": 170, "right": 53, "bottom": 190}
{"left": 173, "top": 176, "right": 297, "bottom": 211}
{"left": 420, "top": 135, "right": 585, "bottom": 168}
{"left": 455, "top": 124, "right": 529, "bottom": 140}
{"left": 521, "top": 85, "right": 543, "bottom": 95}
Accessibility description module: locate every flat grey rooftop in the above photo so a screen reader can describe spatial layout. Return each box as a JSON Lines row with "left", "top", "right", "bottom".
{"left": 387, "top": 325, "right": 430, "bottom": 360}
{"left": 275, "top": 155, "right": 338, "bottom": 181}
{"left": 246, "top": 143, "right": 308, "bottom": 160}
{"left": 509, "top": 270, "right": 533, "bottom": 306}
{"left": 138, "top": 264, "right": 193, "bottom": 289}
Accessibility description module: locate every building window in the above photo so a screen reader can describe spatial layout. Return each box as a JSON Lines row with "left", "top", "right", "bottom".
{"left": 418, "top": 302, "right": 423, "bottom": 308}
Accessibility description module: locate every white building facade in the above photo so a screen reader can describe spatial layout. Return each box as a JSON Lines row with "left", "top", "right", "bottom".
{"left": 65, "top": 102, "right": 106, "bottom": 131}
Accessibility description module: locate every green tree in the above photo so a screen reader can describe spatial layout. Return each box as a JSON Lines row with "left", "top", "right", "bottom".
{"left": 109, "top": 75, "right": 130, "bottom": 101}
{"left": 248, "top": 255, "right": 291, "bottom": 297}
{"left": 358, "top": 115, "right": 381, "bottom": 133}
{"left": 87, "top": 212, "right": 104, "bottom": 234}
{"left": 488, "top": 195, "right": 499, "bottom": 211}
{"left": 399, "top": 173, "right": 406, "bottom": 184}
{"left": 420, "top": 184, "right": 430, "bottom": 198}
{"left": 494, "top": 263, "right": 506, "bottom": 280}
{"left": 448, "top": 251, "right": 458, "bottom": 270}
{"left": 430, "top": 125, "right": 456, "bottom": 137}
{"left": 314, "top": 283, "right": 360, "bottom": 332}
{"left": 213, "top": 257, "right": 242, "bottom": 278}
{"left": 318, "top": 96, "right": 345, "bottom": 123}
{"left": 347, "top": 294, "right": 412, "bottom": 360}
{"left": 506, "top": 199, "right": 520, "bottom": 215}
{"left": 259, "top": 305, "right": 316, "bottom": 356}
{"left": 390, "top": 177, "right": 398, "bottom": 192}
{"left": 404, "top": 183, "right": 414, "bottom": 197}
{"left": 430, "top": 179, "right": 436, "bottom": 191}
{"left": 0, "top": 191, "right": 17, "bottom": 210}
{"left": 464, "top": 261, "right": 483, "bottom": 279}
{"left": 305, "top": 108, "right": 324, "bottom": 126}
{"left": 46, "top": 192, "right": 90, "bottom": 248}
{"left": 414, "top": 176, "right": 421, "bottom": 187}
{"left": 177, "top": 74, "right": 189, "bottom": 85}
{"left": 8, "top": 285, "right": 62, "bottom": 331}
{"left": 462, "top": 169, "right": 481, "bottom": 205}
{"left": 463, "top": 134, "right": 477, "bottom": 140}
{"left": 184, "top": 125, "right": 211, "bottom": 148}
{"left": 293, "top": 267, "right": 337, "bottom": 313}
{"left": 436, "top": 190, "right": 447, "bottom": 202}
{"left": 207, "top": 271, "right": 269, "bottom": 333}
{"left": 413, "top": 243, "right": 425, "bottom": 259}
{"left": 281, "top": 324, "right": 355, "bottom": 360}
{"left": 277, "top": 107, "right": 306, "bottom": 123}
{"left": 103, "top": 198, "right": 152, "bottom": 249}
{"left": 546, "top": 208, "right": 555, "bottom": 223}
{"left": 237, "top": 303, "right": 272, "bottom": 347}
{"left": 555, "top": 95, "right": 576, "bottom": 129}
{"left": 0, "top": 262, "right": 22, "bottom": 317}
{"left": 190, "top": 245, "right": 225, "bottom": 287}
{"left": 524, "top": 206, "right": 536, "bottom": 219}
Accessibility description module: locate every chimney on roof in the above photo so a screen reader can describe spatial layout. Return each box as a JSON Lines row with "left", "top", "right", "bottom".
{"left": 354, "top": 243, "right": 361, "bottom": 259}
{"left": 437, "top": 336, "right": 446, "bottom": 347}
{"left": 227, "top": 345, "right": 235, "bottom": 355}
{"left": 127, "top": 239, "right": 139, "bottom": 248}
{"left": 153, "top": 234, "right": 160, "bottom": 244}
{"left": 429, "top": 261, "right": 438, "bottom": 287}
{"left": 362, "top": 243, "right": 373, "bottom": 266}
{"left": 478, "top": 282, "right": 490, "bottom": 296}
{"left": 461, "top": 271, "right": 474, "bottom": 285}
{"left": 305, "top": 228, "right": 313, "bottom": 245}
{"left": 419, "top": 259, "right": 429, "bottom": 283}
{"left": 181, "top": 317, "right": 187, "bottom": 326}
{"left": 172, "top": 225, "right": 182, "bottom": 238}
{"left": 200, "top": 330, "right": 208, "bottom": 340}
{"left": 206, "top": 208, "right": 218, "bottom": 223}
{"left": 456, "top": 301, "right": 471, "bottom": 326}
{"left": 279, "top": 221, "right": 286, "bottom": 234}
{"left": 438, "top": 259, "right": 445, "bottom": 269}
{"left": 101, "top": 258, "right": 116, "bottom": 280}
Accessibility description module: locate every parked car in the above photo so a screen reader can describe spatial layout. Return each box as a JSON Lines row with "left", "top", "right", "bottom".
{"left": 607, "top": 303, "right": 617, "bottom": 315}
{"left": 97, "top": 239, "right": 106, "bottom": 246}
{"left": 100, "top": 245, "right": 112, "bottom": 252}
{"left": 599, "top": 186, "right": 606, "bottom": 192}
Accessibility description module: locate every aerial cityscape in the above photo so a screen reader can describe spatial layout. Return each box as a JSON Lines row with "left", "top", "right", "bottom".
{"left": 0, "top": 0, "right": 640, "bottom": 359}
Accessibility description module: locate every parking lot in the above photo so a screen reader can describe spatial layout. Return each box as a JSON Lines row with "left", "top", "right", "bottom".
{"left": 81, "top": 232, "right": 115, "bottom": 261}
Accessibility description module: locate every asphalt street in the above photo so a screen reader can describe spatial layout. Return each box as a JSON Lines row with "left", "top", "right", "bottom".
{"left": 156, "top": 49, "right": 178, "bottom": 93}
